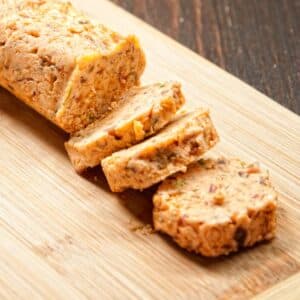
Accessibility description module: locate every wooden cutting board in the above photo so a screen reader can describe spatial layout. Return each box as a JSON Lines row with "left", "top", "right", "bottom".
{"left": 0, "top": 1, "right": 299, "bottom": 299}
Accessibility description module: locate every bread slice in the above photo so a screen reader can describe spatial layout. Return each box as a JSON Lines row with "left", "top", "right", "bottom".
{"left": 102, "top": 109, "right": 219, "bottom": 192}
{"left": 0, "top": 0, "right": 145, "bottom": 133}
{"left": 65, "top": 82, "right": 185, "bottom": 172}
{"left": 153, "top": 157, "right": 277, "bottom": 257}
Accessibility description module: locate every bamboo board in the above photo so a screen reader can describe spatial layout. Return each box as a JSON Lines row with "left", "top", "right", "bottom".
{"left": 0, "top": 1, "right": 300, "bottom": 299}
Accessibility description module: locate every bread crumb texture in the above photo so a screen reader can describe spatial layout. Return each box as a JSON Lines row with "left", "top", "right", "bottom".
{"left": 153, "top": 157, "right": 277, "bottom": 257}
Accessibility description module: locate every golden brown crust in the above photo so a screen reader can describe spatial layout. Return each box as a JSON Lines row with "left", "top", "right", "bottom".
{"left": 0, "top": 0, "right": 145, "bottom": 132}
{"left": 101, "top": 109, "right": 219, "bottom": 192}
{"left": 153, "top": 158, "right": 277, "bottom": 257}
{"left": 65, "top": 81, "right": 185, "bottom": 172}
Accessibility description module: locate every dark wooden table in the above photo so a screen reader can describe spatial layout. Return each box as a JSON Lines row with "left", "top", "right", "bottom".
{"left": 112, "top": 0, "right": 299, "bottom": 115}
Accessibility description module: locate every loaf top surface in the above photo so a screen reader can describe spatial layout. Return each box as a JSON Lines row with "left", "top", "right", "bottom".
{"left": 0, "top": 0, "right": 129, "bottom": 62}
{"left": 154, "top": 157, "right": 277, "bottom": 225}
{"left": 71, "top": 81, "right": 184, "bottom": 145}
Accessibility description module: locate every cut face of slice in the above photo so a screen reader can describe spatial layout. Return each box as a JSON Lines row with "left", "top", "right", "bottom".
{"left": 56, "top": 35, "right": 146, "bottom": 132}
{"left": 102, "top": 109, "right": 219, "bottom": 192}
{"left": 65, "top": 81, "right": 185, "bottom": 172}
{"left": 153, "top": 157, "right": 277, "bottom": 257}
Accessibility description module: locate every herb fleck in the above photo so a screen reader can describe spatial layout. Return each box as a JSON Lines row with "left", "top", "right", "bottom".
{"left": 198, "top": 159, "right": 206, "bottom": 166}
{"left": 238, "top": 171, "right": 249, "bottom": 178}
{"left": 234, "top": 227, "right": 247, "bottom": 247}
{"left": 87, "top": 112, "right": 96, "bottom": 123}
{"left": 217, "top": 158, "right": 226, "bottom": 164}
{"left": 173, "top": 179, "right": 186, "bottom": 188}
{"left": 259, "top": 176, "right": 268, "bottom": 185}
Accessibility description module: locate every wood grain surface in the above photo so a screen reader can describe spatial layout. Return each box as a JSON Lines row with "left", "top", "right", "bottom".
{"left": 0, "top": 0, "right": 300, "bottom": 299}
{"left": 112, "top": 0, "right": 300, "bottom": 115}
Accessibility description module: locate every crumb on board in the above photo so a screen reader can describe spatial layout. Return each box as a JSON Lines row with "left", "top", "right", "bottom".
{"left": 128, "top": 220, "right": 154, "bottom": 235}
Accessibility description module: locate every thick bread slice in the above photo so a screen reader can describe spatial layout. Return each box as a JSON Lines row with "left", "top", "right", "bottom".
{"left": 65, "top": 82, "right": 185, "bottom": 172}
{"left": 102, "top": 109, "right": 219, "bottom": 192}
{"left": 153, "top": 158, "right": 277, "bottom": 257}
{"left": 0, "top": 0, "right": 145, "bottom": 133}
